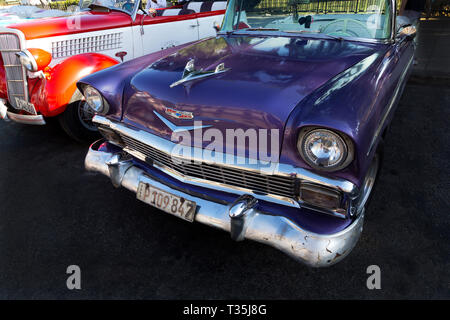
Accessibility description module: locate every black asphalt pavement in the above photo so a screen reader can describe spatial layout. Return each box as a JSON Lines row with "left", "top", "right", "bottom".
{"left": 0, "top": 78, "right": 449, "bottom": 299}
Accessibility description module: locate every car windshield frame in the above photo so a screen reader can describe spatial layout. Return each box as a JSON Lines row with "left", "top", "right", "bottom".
{"left": 220, "top": 0, "right": 397, "bottom": 44}
{"left": 78, "top": 0, "right": 141, "bottom": 20}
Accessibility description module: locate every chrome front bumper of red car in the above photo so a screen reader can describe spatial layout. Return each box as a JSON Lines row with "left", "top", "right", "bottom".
{"left": 0, "top": 99, "right": 46, "bottom": 125}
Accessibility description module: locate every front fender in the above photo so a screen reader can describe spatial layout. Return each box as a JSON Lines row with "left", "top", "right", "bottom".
{"left": 36, "top": 53, "right": 119, "bottom": 117}
{"left": 281, "top": 43, "right": 413, "bottom": 186}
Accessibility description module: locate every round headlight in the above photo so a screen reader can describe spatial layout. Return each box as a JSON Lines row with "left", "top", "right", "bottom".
{"left": 84, "top": 86, "right": 104, "bottom": 114}
{"left": 298, "top": 128, "right": 353, "bottom": 171}
{"left": 16, "top": 50, "right": 38, "bottom": 72}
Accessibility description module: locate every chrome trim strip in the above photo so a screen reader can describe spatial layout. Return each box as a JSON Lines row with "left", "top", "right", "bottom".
{"left": 367, "top": 54, "right": 414, "bottom": 156}
{"left": 85, "top": 143, "right": 365, "bottom": 267}
{"left": 390, "top": 0, "right": 396, "bottom": 43}
{"left": 93, "top": 116, "right": 358, "bottom": 196}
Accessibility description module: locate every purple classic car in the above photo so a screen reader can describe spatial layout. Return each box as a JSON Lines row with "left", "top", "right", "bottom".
{"left": 78, "top": 0, "right": 416, "bottom": 266}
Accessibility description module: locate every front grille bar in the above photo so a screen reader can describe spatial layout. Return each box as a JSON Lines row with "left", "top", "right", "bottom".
{"left": 0, "top": 32, "right": 29, "bottom": 111}
{"left": 118, "top": 132, "right": 297, "bottom": 199}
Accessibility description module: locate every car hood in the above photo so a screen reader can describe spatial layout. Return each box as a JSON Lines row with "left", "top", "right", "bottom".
{"left": 122, "top": 36, "right": 382, "bottom": 151}
{"left": 7, "top": 10, "right": 132, "bottom": 40}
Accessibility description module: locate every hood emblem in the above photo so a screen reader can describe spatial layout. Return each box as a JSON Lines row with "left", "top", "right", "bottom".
{"left": 165, "top": 107, "right": 194, "bottom": 120}
{"left": 170, "top": 59, "right": 230, "bottom": 88}
{"left": 154, "top": 111, "right": 211, "bottom": 133}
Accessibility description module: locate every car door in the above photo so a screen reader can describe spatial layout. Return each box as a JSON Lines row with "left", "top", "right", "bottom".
{"left": 196, "top": 1, "right": 227, "bottom": 39}
{"left": 135, "top": 9, "right": 199, "bottom": 56}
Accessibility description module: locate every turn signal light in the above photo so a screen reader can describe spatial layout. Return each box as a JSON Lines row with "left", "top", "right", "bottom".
{"left": 299, "top": 183, "right": 341, "bottom": 210}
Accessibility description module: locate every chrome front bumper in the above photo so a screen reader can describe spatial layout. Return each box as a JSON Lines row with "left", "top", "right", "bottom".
{"left": 85, "top": 141, "right": 365, "bottom": 267}
{"left": 0, "top": 99, "right": 46, "bottom": 125}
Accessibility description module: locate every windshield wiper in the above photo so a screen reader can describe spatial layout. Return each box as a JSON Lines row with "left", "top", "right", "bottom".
{"left": 283, "top": 30, "right": 344, "bottom": 41}
{"left": 245, "top": 28, "right": 280, "bottom": 31}
{"left": 316, "top": 33, "right": 345, "bottom": 41}
{"left": 224, "top": 28, "right": 279, "bottom": 36}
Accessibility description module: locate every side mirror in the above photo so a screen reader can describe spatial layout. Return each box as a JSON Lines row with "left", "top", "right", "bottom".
{"left": 396, "top": 24, "right": 417, "bottom": 41}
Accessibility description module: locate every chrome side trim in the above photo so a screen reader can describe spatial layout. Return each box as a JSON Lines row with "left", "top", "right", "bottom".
{"left": 85, "top": 143, "right": 365, "bottom": 267}
{"left": 390, "top": 0, "right": 396, "bottom": 43}
{"left": 93, "top": 115, "right": 358, "bottom": 196}
{"left": 367, "top": 54, "right": 414, "bottom": 156}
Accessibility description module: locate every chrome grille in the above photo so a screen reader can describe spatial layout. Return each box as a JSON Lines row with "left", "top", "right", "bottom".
{"left": 119, "top": 133, "right": 297, "bottom": 199}
{"left": 52, "top": 33, "right": 123, "bottom": 59}
{"left": 0, "top": 33, "right": 28, "bottom": 110}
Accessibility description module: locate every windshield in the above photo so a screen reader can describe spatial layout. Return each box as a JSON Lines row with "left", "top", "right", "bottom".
{"left": 222, "top": 0, "right": 393, "bottom": 41}
{"left": 79, "top": 0, "right": 138, "bottom": 14}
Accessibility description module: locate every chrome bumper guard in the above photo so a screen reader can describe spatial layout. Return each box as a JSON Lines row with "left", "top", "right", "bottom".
{"left": 0, "top": 99, "right": 46, "bottom": 125}
{"left": 85, "top": 141, "right": 364, "bottom": 267}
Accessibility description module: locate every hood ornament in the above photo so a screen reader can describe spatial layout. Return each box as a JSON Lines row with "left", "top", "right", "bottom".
{"left": 170, "top": 59, "right": 230, "bottom": 88}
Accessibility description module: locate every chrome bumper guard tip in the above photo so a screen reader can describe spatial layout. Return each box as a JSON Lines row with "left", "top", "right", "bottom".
{"left": 0, "top": 99, "right": 46, "bottom": 125}
{"left": 85, "top": 140, "right": 364, "bottom": 267}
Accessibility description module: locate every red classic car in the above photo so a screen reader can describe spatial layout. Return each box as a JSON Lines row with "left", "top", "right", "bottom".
{"left": 0, "top": 0, "right": 226, "bottom": 141}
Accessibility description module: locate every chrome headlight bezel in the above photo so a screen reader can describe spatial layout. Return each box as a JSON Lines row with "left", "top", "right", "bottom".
{"left": 16, "top": 50, "right": 38, "bottom": 72}
{"left": 82, "top": 85, "right": 109, "bottom": 115}
{"left": 297, "top": 127, "right": 354, "bottom": 172}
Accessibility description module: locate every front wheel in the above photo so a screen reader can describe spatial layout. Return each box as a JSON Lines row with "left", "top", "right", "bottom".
{"left": 59, "top": 100, "right": 100, "bottom": 143}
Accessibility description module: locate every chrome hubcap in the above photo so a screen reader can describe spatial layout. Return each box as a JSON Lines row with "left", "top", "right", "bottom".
{"left": 77, "top": 101, "right": 96, "bottom": 131}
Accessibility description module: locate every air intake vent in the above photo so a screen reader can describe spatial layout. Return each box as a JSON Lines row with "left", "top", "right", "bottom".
{"left": 52, "top": 32, "right": 123, "bottom": 59}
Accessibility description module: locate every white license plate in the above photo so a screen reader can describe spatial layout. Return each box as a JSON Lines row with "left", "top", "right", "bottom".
{"left": 14, "top": 97, "right": 36, "bottom": 114}
{"left": 137, "top": 182, "right": 196, "bottom": 222}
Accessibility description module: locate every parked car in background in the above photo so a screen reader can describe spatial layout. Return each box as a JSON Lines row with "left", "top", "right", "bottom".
{"left": 79, "top": 0, "right": 416, "bottom": 266}
{"left": 0, "top": 5, "right": 70, "bottom": 26}
{"left": 0, "top": 0, "right": 227, "bottom": 141}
